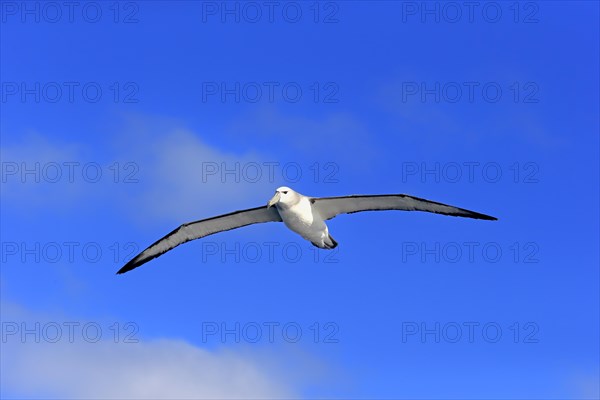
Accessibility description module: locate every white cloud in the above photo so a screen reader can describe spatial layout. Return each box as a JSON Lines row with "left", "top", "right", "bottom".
{"left": 122, "top": 127, "right": 275, "bottom": 225}
{"left": 0, "top": 302, "right": 298, "bottom": 399}
{"left": 0, "top": 121, "right": 277, "bottom": 226}
{"left": 3, "top": 339, "right": 294, "bottom": 399}
{"left": 569, "top": 370, "right": 600, "bottom": 399}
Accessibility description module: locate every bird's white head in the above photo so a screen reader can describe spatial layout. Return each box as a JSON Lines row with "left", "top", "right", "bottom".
{"left": 267, "top": 186, "right": 299, "bottom": 208}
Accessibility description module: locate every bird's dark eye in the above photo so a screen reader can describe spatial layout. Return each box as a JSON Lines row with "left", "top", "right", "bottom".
{"left": 282, "top": 191, "right": 288, "bottom": 194}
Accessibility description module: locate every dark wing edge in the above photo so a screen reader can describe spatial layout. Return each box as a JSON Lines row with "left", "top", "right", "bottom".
{"left": 310, "top": 194, "right": 498, "bottom": 221}
{"left": 116, "top": 206, "right": 282, "bottom": 274}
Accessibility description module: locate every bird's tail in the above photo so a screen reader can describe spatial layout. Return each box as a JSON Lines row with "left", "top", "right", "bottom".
{"left": 310, "top": 234, "right": 338, "bottom": 250}
{"left": 325, "top": 234, "right": 338, "bottom": 249}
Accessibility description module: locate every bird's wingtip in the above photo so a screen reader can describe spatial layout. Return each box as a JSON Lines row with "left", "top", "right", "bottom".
{"left": 484, "top": 213, "right": 498, "bottom": 221}
{"left": 116, "top": 259, "right": 138, "bottom": 275}
{"left": 116, "top": 266, "right": 129, "bottom": 275}
{"left": 480, "top": 214, "right": 498, "bottom": 221}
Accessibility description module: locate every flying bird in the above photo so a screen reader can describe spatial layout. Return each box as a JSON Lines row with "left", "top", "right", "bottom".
{"left": 117, "top": 187, "right": 497, "bottom": 274}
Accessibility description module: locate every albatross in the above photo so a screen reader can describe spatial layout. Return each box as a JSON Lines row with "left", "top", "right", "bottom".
{"left": 117, "top": 187, "right": 497, "bottom": 274}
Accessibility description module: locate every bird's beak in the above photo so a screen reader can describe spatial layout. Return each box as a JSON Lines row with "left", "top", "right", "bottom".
{"left": 267, "top": 192, "right": 280, "bottom": 208}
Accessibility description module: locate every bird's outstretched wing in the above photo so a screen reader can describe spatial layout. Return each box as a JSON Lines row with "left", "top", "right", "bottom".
{"left": 117, "top": 206, "right": 282, "bottom": 274}
{"left": 311, "top": 194, "right": 497, "bottom": 221}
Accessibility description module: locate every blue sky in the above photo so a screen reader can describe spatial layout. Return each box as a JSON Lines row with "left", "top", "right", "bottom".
{"left": 1, "top": 1, "right": 598, "bottom": 398}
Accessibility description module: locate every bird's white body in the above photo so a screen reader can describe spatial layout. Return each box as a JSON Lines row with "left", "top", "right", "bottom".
{"left": 274, "top": 193, "right": 332, "bottom": 248}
